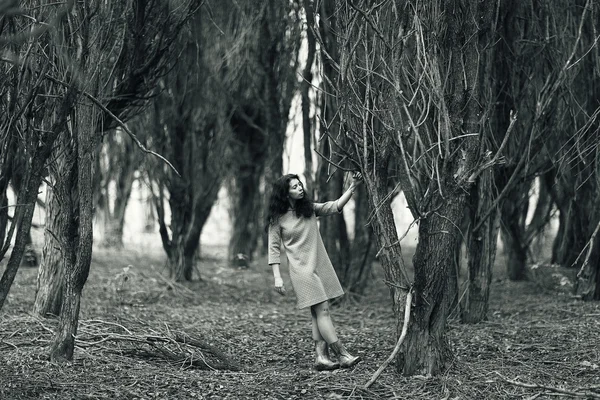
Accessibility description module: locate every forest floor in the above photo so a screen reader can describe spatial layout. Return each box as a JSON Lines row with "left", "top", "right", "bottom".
{"left": 1, "top": 244, "right": 600, "bottom": 400}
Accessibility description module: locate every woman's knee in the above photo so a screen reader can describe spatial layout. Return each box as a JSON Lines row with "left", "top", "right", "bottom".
{"left": 314, "top": 301, "right": 331, "bottom": 317}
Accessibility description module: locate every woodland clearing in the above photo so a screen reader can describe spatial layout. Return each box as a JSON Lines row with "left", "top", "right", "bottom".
{"left": 1, "top": 244, "right": 599, "bottom": 400}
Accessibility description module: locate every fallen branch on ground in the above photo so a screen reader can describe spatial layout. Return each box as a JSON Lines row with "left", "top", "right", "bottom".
{"left": 496, "top": 371, "right": 600, "bottom": 399}
{"left": 363, "top": 288, "right": 413, "bottom": 389}
{"left": 75, "top": 320, "right": 242, "bottom": 371}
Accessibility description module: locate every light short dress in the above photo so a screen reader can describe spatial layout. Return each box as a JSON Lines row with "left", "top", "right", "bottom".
{"left": 268, "top": 201, "right": 345, "bottom": 309}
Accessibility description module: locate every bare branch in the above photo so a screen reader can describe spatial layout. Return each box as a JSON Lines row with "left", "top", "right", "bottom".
{"left": 364, "top": 288, "right": 413, "bottom": 389}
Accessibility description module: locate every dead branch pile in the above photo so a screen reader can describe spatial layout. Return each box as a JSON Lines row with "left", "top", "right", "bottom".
{"left": 1, "top": 315, "right": 242, "bottom": 373}
{"left": 79, "top": 319, "right": 242, "bottom": 371}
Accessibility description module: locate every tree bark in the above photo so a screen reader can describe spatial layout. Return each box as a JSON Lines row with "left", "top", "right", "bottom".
{"left": 33, "top": 187, "right": 64, "bottom": 317}
{"left": 342, "top": 184, "right": 375, "bottom": 295}
{"left": 0, "top": 133, "right": 16, "bottom": 255}
{"left": 0, "top": 88, "right": 76, "bottom": 312}
{"left": 50, "top": 100, "right": 95, "bottom": 362}
{"left": 228, "top": 112, "right": 267, "bottom": 262}
{"left": 363, "top": 166, "right": 409, "bottom": 340}
{"left": 99, "top": 137, "right": 137, "bottom": 248}
{"left": 301, "top": 0, "right": 317, "bottom": 193}
{"left": 400, "top": 194, "right": 466, "bottom": 375}
{"left": 317, "top": 166, "right": 349, "bottom": 280}
{"left": 461, "top": 170, "right": 501, "bottom": 323}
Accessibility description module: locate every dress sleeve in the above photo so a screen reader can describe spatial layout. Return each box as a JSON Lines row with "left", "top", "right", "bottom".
{"left": 313, "top": 201, "right": 342, "bottom": 217}
{"left": 268, "top": 222, "right": 282, "bottom": 265}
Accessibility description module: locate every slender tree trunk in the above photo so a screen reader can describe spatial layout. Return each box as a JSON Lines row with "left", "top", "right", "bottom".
{"left": 50, "top": 101, "right": 95, "bottom": 361}
{"left": 228, "top": 114, "right": 266, "bottom": 262}
{"left": 316, "top": 0, "right": 352, "bottom": 283}
{"left": 33, "top": 187, "right": 64, "bottom": 317}
{"left": 301, "top": 0, "right": 317, "bottom": 193}
{"left": 99, "top": 142, "right": 137, "bottom": 248}
{"left": 342, "top": 184, "right": 375, "bottom": 295}
{"left": 318, "top": 166, "right": 349, "bottom": 278}
{"left": 526, "top": 175, "right": 554, "bottom": 259}
{"left": 461, "top": 170, "right": 500, "bottom": 323}
{"left": 0, "top": 169, "right": 41, "bottom": 310}
{"left": 228, "top": 171, "right": 263, "bottom": 261}
{"left": 0, "top": 134, "right": 15, "bottom": 254}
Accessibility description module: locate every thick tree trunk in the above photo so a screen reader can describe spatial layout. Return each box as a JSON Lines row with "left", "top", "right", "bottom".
{"left": 33, "top": 187, "right": 64, "bottom": 317}
{"left": 50, "top": 101, "right": 95, "bottom": 362}
{"left": 0, "top": 88, "right": 75, "bottom": 311}
{"left": 169, "top": 242, "right": 195, "bottom": 282}
{"left": 166, "top": 183, "right": 216, "bottom": 281}
{"left": 399, "top": 191, "right": 466, "bottom": 375}
{"left": 461, "top": 171, "right": 500, "bottom": 323}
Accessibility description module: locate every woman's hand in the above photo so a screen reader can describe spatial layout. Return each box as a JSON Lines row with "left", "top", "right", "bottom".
{"left": 274, "top": 276, "right": 286, "bottom": 296}
{"left": 350, "top": 171, "right": 363, "bottom": 189}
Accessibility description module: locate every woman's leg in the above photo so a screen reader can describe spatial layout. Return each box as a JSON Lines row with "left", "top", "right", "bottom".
{"left": 310, "top": 302, "right": 339, "bottom": 370}
{"left": 311, "top": 301, "right": 338, "bottom": 344}
{"left": 312, "top": 301, "right": 361, "bottom": 368}
{"left": 310, "top": 307, "right": 324, "bottom": 341}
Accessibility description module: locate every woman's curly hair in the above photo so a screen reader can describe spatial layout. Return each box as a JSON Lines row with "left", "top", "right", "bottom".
{"left": 266, "top": 174, "right": 314, "bottom": 228}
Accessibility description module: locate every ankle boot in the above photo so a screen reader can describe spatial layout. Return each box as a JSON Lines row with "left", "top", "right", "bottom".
{"left": 329, "top": 340, "right": 361, "bottom": 368}
{"left": 314, "top": 340, "right": 340, "bottom": 371}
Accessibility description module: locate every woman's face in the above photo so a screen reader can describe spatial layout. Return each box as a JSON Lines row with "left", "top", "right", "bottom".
{"left": 287, "top": 178, "right": 305, "bottom": 201}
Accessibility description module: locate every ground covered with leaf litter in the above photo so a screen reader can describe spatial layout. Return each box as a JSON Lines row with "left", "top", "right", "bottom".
{"left": 1, "top": 245, "right": 599, "bottom": 399}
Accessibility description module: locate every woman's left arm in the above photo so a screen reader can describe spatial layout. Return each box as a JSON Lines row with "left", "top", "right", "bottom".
{"left": 336, "top": 172, "right": 363, "bottom": 211}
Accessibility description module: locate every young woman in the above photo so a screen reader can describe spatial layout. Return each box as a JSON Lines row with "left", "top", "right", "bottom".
{"left": 267, "top": 172, "right": 362, "bottom": 371}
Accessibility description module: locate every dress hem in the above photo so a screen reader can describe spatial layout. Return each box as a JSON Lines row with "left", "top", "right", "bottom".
{"left": 296, "top": 291, "right": 345, "bottom": 309}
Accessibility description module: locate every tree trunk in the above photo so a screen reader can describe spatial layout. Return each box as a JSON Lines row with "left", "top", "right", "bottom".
{"left": 500, "top": 174, "right": 530, "bottom": 281}
{"left": 0, "top": 133, "right": 15, "bottom": 254}
{"left": 363, "top": 168, "right": 409, "bottom": 339}
{"left": 33, "top": 187, "right": 64, "bottom": 317}
{"left": 169, "top": 241, "right": 195, "bottom": 282}
{"left": 342, "top": 184, "right": 375, "bottom": 295}
{"left": 50, "top": 101, "right": 95, "bottom": 362}
{"left": 400, "top": 191, "right": 467, "bottom": 375}
{"left": 228, "top": 171, "right": 263, "bottom": 262}
{"left": 317, "top": 166, "right": 349, "bottom": 279}
{"left": 228, "top": 112, "right": 266, "bottom": 262}
{"left": 99, "top": 143, "right": 136, "bottom": 248}
{"left": 301, "top": 0, "right": 317, "bottom": 194}
{"left": 461, "top": 170, "right": 500, "bottom": 323}
{"left": 0, "top": 90, "right": 75, "bottom": 312}
{"left": 165, "top": 169, "right": 218, "bottom": 281}
{"left": 0, "top": 171, "right": 41, "bottom": 310}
